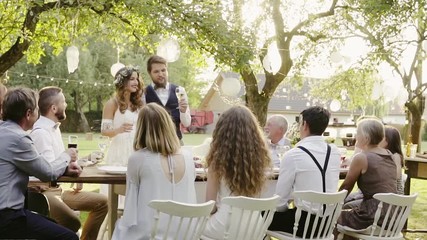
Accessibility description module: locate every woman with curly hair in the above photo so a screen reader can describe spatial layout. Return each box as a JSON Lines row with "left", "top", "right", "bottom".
{"left": 202, "top": 105, "right": 272, "bottom": 239}
{"left": 101, "top": 66, "right": 144, "bottom": 166}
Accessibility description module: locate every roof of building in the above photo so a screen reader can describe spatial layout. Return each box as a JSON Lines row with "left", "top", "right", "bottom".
{"left": 199, "top": 72, "right": 406, "bottom": 116}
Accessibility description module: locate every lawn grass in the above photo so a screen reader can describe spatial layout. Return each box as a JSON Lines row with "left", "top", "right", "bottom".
{"left": 62, "top": 133, "right": 427, "bottom": 239}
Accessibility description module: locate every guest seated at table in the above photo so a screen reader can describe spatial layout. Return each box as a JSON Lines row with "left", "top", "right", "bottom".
{"left": 30, "top": 86, "right": 108, "bottom": 240}
{"left": 343, "top": 124, "right": 404, "bottom": 210}
{"left": 264, "top": 114, "right": 292, "bottom": 167}
{"left": 336, "top": 118, "right": 397, "bottom": 240}
{"left": 202, "top": 105, "right": 272, "bottom": 239}
{"left": 0, "top": 87, "right": 81, "bottom": 239}
{"left": 268, "top": 106, "right": 341, "bottom": 237}
{"left": 112, "top": 103, "right": 197, "bottom": 240}
{"left": 381, "top": 126, "right": 404, "bottom": 194}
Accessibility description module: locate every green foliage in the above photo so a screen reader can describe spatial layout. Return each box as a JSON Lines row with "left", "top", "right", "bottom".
{"left": 310, "top": 68, "right": 377, "bottom": 113}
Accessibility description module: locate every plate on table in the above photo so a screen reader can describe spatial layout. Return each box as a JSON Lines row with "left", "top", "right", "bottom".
{"left": 195, "top": 168, "right": 208, "bottom": 175}
{"left": 98, "top": 166, "right": 127, "bottom": 175}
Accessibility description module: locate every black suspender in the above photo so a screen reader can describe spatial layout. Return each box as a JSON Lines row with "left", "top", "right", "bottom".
{"left": 297, "top": 145, "right": 331, "bottom": 193}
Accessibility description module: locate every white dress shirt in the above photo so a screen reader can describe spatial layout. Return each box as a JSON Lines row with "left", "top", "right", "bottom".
{"left": 275, "top": 136, "right": 340, "bottom": 212}
{"left": 30, "top": 116, "right": 69, "bottom": 163}
{"left": 152, "top": 82, "right": 191, "bottom": 127}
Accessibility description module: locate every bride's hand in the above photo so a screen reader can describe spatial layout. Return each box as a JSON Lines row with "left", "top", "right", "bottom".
{"left": 116, "top": 123, "right": 133, "bottom": 134}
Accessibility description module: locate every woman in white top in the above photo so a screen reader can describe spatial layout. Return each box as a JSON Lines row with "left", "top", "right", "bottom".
{"left": 112, "top": 103, "right": 197, "bottom": 240}
{"left": 101, "top": 66, "right": 144, "bottom": 166}
{"left": 202, "top": 105, "right": 272, "bottom": 239}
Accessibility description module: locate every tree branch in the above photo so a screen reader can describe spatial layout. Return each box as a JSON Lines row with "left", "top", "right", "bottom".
{"left": 0, "top": 1, "right": 116, "bottom": 76}
{"left": 289, "top": 0, "right": 338, "bottom": 39}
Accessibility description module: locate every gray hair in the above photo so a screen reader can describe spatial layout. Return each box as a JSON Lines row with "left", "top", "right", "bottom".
{"left": 268, "top": 115, "right": 289, "bottom": 132}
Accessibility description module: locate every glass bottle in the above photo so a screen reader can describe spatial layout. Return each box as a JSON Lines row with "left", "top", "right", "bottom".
{"left": 406, "top": 135, "right": 412, "bottom": 157}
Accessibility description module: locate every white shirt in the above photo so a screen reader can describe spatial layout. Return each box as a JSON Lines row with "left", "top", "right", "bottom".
{"left": 30, "top": 116, "right": 69, "bottom": 163}
{"left": 268, "top": 136, "right": 292, "bottom": 167}
{"left": 275, "top": 136, "right": 340, "bottom": 212}
{"left": 152, "top": 82, "right": 192, "bottom": 127}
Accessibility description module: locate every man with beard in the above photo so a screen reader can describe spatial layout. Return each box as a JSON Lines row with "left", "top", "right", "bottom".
{"left": 145, "top": 55, "right": 191, "bottom": 144}
{"left": 0, "top": 87, "right": 80, "bottom": 239}
{"left": 30, "top": 86, "right": 108, "bottom": 240}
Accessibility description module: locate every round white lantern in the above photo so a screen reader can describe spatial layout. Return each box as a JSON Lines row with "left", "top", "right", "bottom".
{"left": 330, "top": 99, "right": 341, "bottom": 112}
{"left": 371, "top": 81, "right": 382, "bottom": 101}
{"left": 221, "top": 77, "right": 241, "bottom": 97}
{"left": 157, "top": 38, "right": 181, "bottom": 62}
{"left": 66, "top": 46, "right": 79, "bottom": 74}
{"left": 110, "top": 62, "right": 125, "bottom": 77}
{"left": 262, "top": 42, "right": 281, "bottom": 74}
{"left": 330, "top": 51, "right": 343, "bottom": 63}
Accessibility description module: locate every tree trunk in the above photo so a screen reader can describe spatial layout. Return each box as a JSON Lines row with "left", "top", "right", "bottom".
{"left": 407, "top": 95, "right": 425, "bottom": 152}
{"left": 72, "top": 89, "right": 90, "bottom": 133}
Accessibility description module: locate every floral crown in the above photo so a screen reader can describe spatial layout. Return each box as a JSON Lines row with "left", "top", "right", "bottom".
{"left": 113, "top": 66, "right": 140, "bottom": 87}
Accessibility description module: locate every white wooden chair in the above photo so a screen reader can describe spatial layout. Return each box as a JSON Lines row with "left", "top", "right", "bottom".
{"left": 337, "top": 193, "right": 418, "bottom": 240}
{"left": 192, "top": 137, "right": 212, "bottom": 159}
{"left": 201, "top": 195, "right": 279, "bottom": 240}
{"left": 266, "top": 190, "right": 347, "bottom": 240}
{"left": 148, "top": 200, "right": 215, "bottom": 240}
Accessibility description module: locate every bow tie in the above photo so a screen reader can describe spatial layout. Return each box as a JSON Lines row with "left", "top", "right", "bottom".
{"left": 153, "top": 85, "right": 166, "bottom": 90}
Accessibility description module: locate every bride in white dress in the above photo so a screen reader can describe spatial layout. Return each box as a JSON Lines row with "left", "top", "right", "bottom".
{"left": 101, "top": 66, "right": 144, "bottom": 166}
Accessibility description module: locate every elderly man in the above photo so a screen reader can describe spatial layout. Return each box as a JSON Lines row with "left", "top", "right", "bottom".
{"left": 265, "top": 115, "right": 292, "bottom": 167}
{"left": 0, "top": 87, "right": 80, "bottom": 239}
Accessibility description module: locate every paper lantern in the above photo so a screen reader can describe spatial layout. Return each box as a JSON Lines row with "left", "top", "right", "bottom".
{"left": 221, "top": 77, "right": 241, "bottom": 97}
{"left": 330, "top": 99, "right": 341, "bottom": 112}
{"left": 110, "top": 62, "right": 125, "bottom": 77}
{"left": 262, "top": 42, "right": 281, "bottom": 74}
{"left": 66, "top": 46, "right": 79, "bottom": 74}
{"left": 371, "top": 81, "right": 382, "bottom": 101}
{"left": 157, "top": 38, "right": 180, "bottom": 62}
{"left": 330, "top": 51, "right": 343, "bottom": 63}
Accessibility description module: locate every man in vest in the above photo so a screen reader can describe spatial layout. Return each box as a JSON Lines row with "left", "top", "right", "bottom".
{"left": 145, "top": 55, "right": 191, "bottom": 144}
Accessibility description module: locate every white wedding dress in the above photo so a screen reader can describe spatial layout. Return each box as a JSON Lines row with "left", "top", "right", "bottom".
{"left": 105, "top": 108, "right": 139, "bottom": 166}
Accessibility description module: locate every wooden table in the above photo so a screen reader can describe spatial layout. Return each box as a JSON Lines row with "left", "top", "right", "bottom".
{"left": 403, "top": 157, "right": 427, "bottom": 233}
{"left": 57, "top": 166, "right": 126, "bottom": 240}
{"left": 55, "top": 166, "right": 348, "bottom": 239}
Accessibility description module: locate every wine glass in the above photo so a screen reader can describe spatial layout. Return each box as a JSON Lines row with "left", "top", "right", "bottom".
{"left": 98, "top": 136, "right": 109, "bottom": 153}
{"left": 175, "top": 87, "right": 184, "bottom": 109}
{"left": 68, "top": 135, "right": 78, "bottom": 148}
{"left": 276, "top": 145, "right": 290, "bottom": 161}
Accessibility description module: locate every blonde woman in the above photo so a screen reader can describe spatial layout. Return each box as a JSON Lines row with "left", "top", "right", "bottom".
{"left": 337, "top": 118, "right": 397, "bottom": 240}
{"left": 202, "top": 105, "right": 272, "bottom": 239}
{"left": 112, "top": 103, "right": 197, "bottom": 240}
{"left": 101, "top": 66, "right": 144, "bottom": 166}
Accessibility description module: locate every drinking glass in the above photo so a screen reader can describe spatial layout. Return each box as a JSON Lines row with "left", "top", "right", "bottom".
{"left": 98, "top": 136, "right": 110, "bottom": 153}
{"left": 175, "top": 87, "right": 184, "bottom": 109}
{"left": 68, "top": 135, "right": 78, "bottom": 148}
{"left": 276, "top": 145, "right": 290, "bottom": 161}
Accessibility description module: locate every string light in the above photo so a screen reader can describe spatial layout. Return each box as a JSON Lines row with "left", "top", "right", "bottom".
{"left": 7, "top": 71, "right": 112, "bottom": 87}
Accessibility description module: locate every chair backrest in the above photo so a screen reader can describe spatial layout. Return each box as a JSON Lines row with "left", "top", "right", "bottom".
{"left": 148, "top": 200, "right": 215, "bottom": 240}
{"left": 221, "top": 195, "right": 279, "bottom": 240}
{"left": 26, "top": 191, "right": 50, "bottom": 217}
{"left": 367, "top": 193, "right": 418, "bottom": 238}
{"left": 192, "top": 138, "right": 212, "bottom": 158}
{"left": 292, "top": 190, "right": 347, "bottom": 239}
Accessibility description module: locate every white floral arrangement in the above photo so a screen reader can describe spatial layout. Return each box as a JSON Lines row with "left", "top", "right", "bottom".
{"left": 286, "top": 121, "right": 301, "bottom": 146}
{"left": 113, "top": 66, "right": 139, "bottom": 87}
